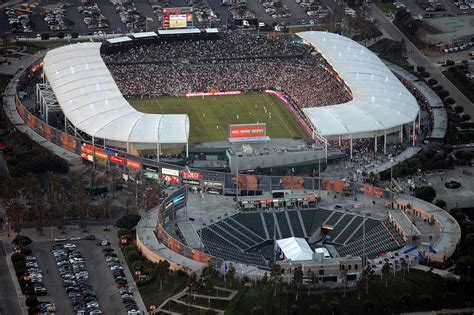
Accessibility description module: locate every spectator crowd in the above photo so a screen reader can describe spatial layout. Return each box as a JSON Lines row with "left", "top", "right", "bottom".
{"left": 104, "top": 32, "right": 352, "bottom": 108}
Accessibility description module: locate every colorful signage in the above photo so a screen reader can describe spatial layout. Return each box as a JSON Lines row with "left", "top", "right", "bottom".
{"left": 185, "top": 91, "right": 242, "bottom": 97}
{"left": 126, "top": 160, "right": 141, "bottom": 169}
{"left": 161, "top": 175, "right": 179, "bottom": 183}
{"left": 162, "top": 167, "right": 179, "bottom": 177}
{"left": 229, "top": 123, "right": 266, "bottom": 139}
{"left": 110, "top": 155, "right": 124, "bottom": 165}
{"left": 163, "top": 7, "right": 193, "bottom": 29}
{"left": 181, "top": 170, "right": 201, "bottom": 180}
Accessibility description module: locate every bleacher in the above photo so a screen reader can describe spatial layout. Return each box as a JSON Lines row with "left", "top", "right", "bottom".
{"left": 220, "top": 219, "right": 264, "bottom": 248}
{"left": 334, "top": 219, "right": 404, "bottom": 258}
{"left": 325, "top": 211, "right": 343, "bottom": 226}
{"left": 326, "top": 214, "right": 352, "bottom": 243}
{"left": 332, "top": 216, "right": 363, "bottom": 244}
{"left": 288, "top": 211, "right": 305, "bottom": 238}
{"left": 203, "top": 239, "right": 268, "bottom": 267}
{"left": 211, "top": 222, "right": 251, "bottom": 249}
{"left": 275, "top": 212, "right": 292, "bottom": 238}
{"left": 299, "top": 209, "right": 332, "bottom": 236}
{"left": 231, "top": 213, "right": 267, "bottom": 240}
{"left": 262, "top": 213, "right": 276, "bottom": 238}
{"left": 345, "top": 218, "right": 380, "bottom": 244}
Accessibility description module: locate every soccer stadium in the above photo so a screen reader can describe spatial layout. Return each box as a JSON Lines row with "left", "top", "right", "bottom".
{"left": 35, "top": 30, "right": 419, "bottom": 163}
{"left": 7, "top": 29, "right": 460, "bottom": 286}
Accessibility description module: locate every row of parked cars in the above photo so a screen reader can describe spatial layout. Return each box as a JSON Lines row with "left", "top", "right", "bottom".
{"left": 5, "top": 8, "right": 33, "bottom": 33}
{"left": 78, "top": 3, "right": 109, "bottom": 30}
{"left": 43, "top": 6, "right": 68, "bottom": 31}
{"left": 444, "top": 42, "right": 474, "bottom": 54}
{"left": 103, "top": 247, "right": 140, "bottom": 313}
{"left": 261, "top": 1, "right": 292, "bottom": 19}
{"left": 25, "top": 255, "right": 48, "bottom": 296}
{"left": 52, "top": 243, "right": 101, "bottom": 314}
{"left": 110, "top": 0, "right": 143, "bottom": 30}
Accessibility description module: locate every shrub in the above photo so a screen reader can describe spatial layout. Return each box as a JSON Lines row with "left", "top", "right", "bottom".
{"left": 434, "top": 199, "right": 447, "bottom": 209}
{"left": 446, "top": 59, "right": 455, "bottom": 66}
{"left": 462, "top": 114, "right": 471, "bottom": 121}
{"left": 415, "top": 186, "right": 436, "bottom": 202}
{"left": 11, "top": 253, "right": 26, "bottom": 264}
{"left": 442, "top": 145, "right": 453, "bottom": 154}
{"left": 126, "top": 251, "right": 140, "bottom": 262}
{"left": 432, "top": 85, "right": 443, "bottom": 91}
{"left": 71, "top": 32, "right": 79, "bottom": 39}
{"left": 417, "top": 66, "right": 425, "bottom": 72}
{"left": 444, "top": 97, "right": 455, "bottom": 105}
{"left": 251, "top": 306, "right": 265, "bottom": 315}
{"left": 455, "top": 105, "right": 464, "bottom": 113}
{"left": 437, "top": 90, "right": 449, "bottom": 99}
{"left": 25, "top": 296, "right": 39, "bottom": 308}
{"left": 420, "top": 71, "right": 430, "bottom": 78}
{"left": 13, "top": 261, "right": 25, "bottom": 271}
{"left": 12, "top": 235, "right": 32, "bottom": 248}
{"left": 117, "top": 228, "right": 132, "bottom": 238}
{"left": 40, "top": 33, "right": 50, "bottom": 40}
{"left": 57, "top": 32, "right": 65, "bottom": 39}
{"left": 427, "top": 78, "right": 438, "bottom": 86}
{"left": 115, "top": 214, "right": 141, "bottom": 230}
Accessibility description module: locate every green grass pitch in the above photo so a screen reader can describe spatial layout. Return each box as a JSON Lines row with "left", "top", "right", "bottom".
{"left": 129, "top": 92, "right": 308, "bottom": 144}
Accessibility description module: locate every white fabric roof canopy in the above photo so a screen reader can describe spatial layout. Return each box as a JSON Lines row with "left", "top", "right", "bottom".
{"left": 276, "top": 237, "right": 314, "bottom": 261}
{"left": 43, "top": 42, "right": 189, "bottom": 144}
{"left": 296, "top": 31, "right": 419, "bottom": 137}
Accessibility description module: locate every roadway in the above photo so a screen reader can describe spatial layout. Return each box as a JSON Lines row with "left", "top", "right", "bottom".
{"left": 0, "top": 240, "right": 23, "bottom": 315}
{"left": 369, "top": 4, "right": 474, "bottom": 117}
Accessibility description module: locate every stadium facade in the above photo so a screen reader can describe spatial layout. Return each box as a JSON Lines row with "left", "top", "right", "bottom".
{"left": 41, "top": 31, "right": 420, "bottom": 160}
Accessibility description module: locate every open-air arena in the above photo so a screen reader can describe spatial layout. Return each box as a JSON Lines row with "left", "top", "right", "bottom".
{"left": 1, "top": 27, "right": 467, "bottom": 314}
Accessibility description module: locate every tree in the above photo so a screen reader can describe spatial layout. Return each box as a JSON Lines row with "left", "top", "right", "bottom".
{"left": 4, "top": 198, "right": 26, "bottom": 234}
{"left": 227, "top": 263, "right": 236, "bottom": 286}
{"left": 12, "top": 235, "right": 32, "bottom": 248}
{"left": 400, "top": 293, "right": 411, "bottom": 310}
{"left": 25, "top": 296, "right": 38, "bottom": 308}
{"left": 270, "top": 264, "right": 282, "bottom": 296}
{"left": 71, "top": 32, "right": 79, "bottom": 39}
{"left": 434, "top": 199, "right": 447, "bottom": 209}
{"left": 102, "top": 197, "right": 113, "bottom": 231}
{"left": 290, "top": 304, "right": 299, "bottom": 315}
{"left": 116, "top": 214, "right": 141, "bottom": 230}
{"left": 251, "top": 306, "right": 265, "bottom": 315}
{"left": 327, "top": 300, "right": 340, "bottom": 314}
{"left": 455, "top": 106, "right": 464, "bottom": 114}
{"left": 107, "top": 169, "right": 120, "bottom": 199}
{"left": 23, "top": 175, "right": 47, "bottom": 234}
{"left": 364, "top": 299, "right": 375, "bottom": 312}
{"left": 57, "top": 32, "right": 65, "bottom": 39}
{"left": 308, "top": 305, "right": 320, "bottom": 315}
{"left": 421, "top": 294, "right": 432, "bottom": 309}
{"left": 187, "top": 271, "right": 197, "bottom": 290}
{"left": 292, "top": 266, "right": 304, "bottom": 284}
{"left": 381, "top": 262, "right": 390, "bottom": 287}
{"left": 442, "top": 145, "right": 453, "bottom": 154}
{"left": 307, "top": 268, "right": 315, "bottom": 284}
{"left": 40, "top": 33, "right": 49, "bottom": 40}
{"left": 414, "top": 186, "right": 436, "bottom": 203}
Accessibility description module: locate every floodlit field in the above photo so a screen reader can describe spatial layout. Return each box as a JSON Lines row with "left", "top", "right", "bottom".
{"left": 129, "top": 93, "right": 308, "bottom": 144}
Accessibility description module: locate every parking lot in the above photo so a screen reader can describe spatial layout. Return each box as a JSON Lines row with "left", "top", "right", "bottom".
{"left": 31, "top": 236, "right": 137, "bottom": 314}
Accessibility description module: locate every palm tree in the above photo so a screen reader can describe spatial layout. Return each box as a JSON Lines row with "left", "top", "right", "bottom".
{"left": 23, "top": 175, "right": 47, "bottom": 235}
{"left": 4, "top": 198, "right": 25, "bottom": 235}
{"left": 107, "top": 169, "right": 120, "bottom": 199}
{"left": 102, "top": 197, "right": 113, "bottom": 231}
{"left": 120, "top": 194, "right": 135, "bottom": 215}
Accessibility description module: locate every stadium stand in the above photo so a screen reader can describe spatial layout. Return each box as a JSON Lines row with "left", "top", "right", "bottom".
{"left": 331, "top": 215, "right": 362, "bottom": 244}
{"left": 299, "top": 209, "right": 332, "bottom": 236}
{"left": 275, "top": 212, "right": 292, "bottom": 239}
{"left": 326, "top": 214, "right": 352, "bottom": 242}
{"left": 334, "top": 219, "right": 404, "bottom": 258}
{"left": 231, "top": 213, "right": 267, "bottom": 240}
{"left": 288, "top": 211, "right": 305, "bottom": 238}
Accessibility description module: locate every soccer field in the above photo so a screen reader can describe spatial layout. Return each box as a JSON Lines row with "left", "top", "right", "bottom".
{"left": 129, "top": 93, "right": 308, "bottom": 144}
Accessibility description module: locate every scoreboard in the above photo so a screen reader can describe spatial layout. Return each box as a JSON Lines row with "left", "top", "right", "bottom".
{"left": 163, "top": 7, "right": 193, "bottom": 29}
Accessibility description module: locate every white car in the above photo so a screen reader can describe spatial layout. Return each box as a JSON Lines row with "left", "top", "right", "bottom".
{"left": 54, "top": 237, "right": 67, "bottom": 242}
{"left": 70, "top": 236, "right": 81, "bottom": 241}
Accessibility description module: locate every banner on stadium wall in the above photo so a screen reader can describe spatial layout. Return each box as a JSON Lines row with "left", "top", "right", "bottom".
{"left": 161, "top": 175, "right": 179, "bottom": 183}
{"left": 181, "top": 170, "right": 201, "bottom": 180}
{"left": 162, "top": 167, "right": 179, "bottom": 177}
{"left": 126, "top": 160, "right": 141, "bottom": 169}
{"left": 185, "top": 91, "right": 242, "bottom": 97}
{"left": 229, "top": 123, "right": 267, "bottom": 142}
{"left": 110, "top": 155, "right": 124, "bottom": 165}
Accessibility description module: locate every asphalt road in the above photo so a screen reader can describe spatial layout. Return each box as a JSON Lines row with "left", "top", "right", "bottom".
{"left": 32, "top": 239, "right": 128, "bottom": 314}
{"left": 369, "top": 4, "right": 474, "bottom": 115}
{"left": 0, "top": 240, "right": 22, "bottom": 315}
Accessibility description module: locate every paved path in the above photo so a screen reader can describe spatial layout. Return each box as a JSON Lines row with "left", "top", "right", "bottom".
{"left": 0, "top": 240, "right": 23, "bottom": 315}
{"left": 369, "top": 4, "right": 473, "bottom": 115}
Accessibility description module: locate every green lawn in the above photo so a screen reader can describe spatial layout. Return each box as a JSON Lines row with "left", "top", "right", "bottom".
{"left": 138, "top": 275, "right": 188, "bottom": 309}
{"left": 375, "top": 1, "right": 397, "bottom": 14}
{"left": 129, "top": 93, "right": 308, "bottom": 144}
{"left": 442, "top": 69, "right": 474, "bottom": 102}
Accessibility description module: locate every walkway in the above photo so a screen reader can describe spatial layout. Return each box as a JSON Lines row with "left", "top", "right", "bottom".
{"left": 364, "top": 146, "right": 422, "bottom": 174}
{"left": 369, "top": 4, "right": 473, "bottom": 115}
{"left": 1, "top": 54, "right": 80, "bottom": 164}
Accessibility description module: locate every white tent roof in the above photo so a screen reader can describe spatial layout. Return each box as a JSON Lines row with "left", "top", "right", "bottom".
{"left": 106, "top": 36, "right": 132, "bottom": 44}
{"left": 276, "top": 237, "right": 314, "bottom": 261}
{"left": 43, "top": 42, "right": 189, "bottom": 144}
{"left": 296, "top": 31, "right": 419, "bottom": 137}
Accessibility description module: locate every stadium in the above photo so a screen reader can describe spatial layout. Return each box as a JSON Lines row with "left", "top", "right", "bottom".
{"left": 35, "top": 30, "right": 419, "bottom": 166}
{"left": 8, "top": 28, "right": 459, "bottom": 283}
